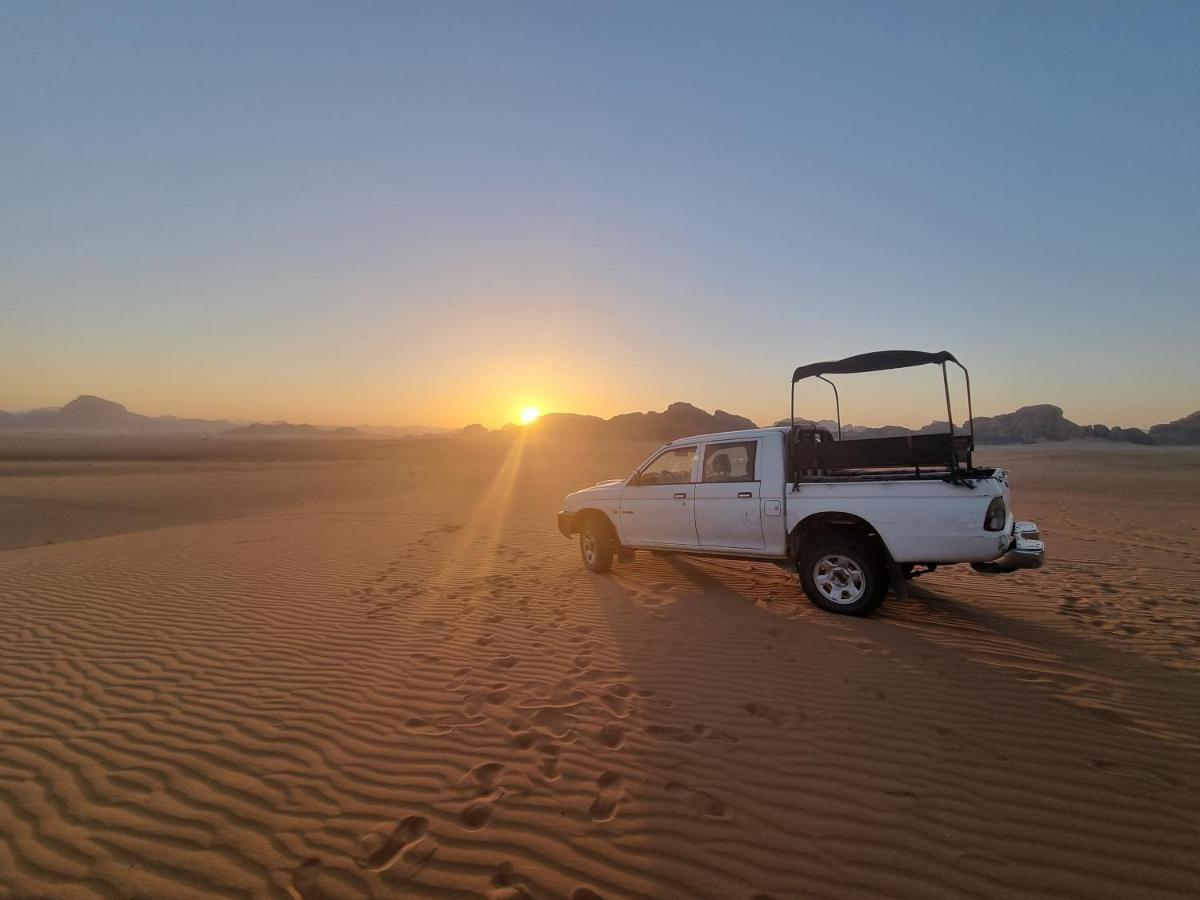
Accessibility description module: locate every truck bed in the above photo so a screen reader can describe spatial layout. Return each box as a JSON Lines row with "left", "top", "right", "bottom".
{"left": 790, "top": 430, "right": 975, "bottom": 482}
{"left": 793, "top": 467, "right": 998, "bottom": 484}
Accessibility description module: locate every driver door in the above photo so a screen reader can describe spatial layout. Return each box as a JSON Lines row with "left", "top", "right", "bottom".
{"left": 619, "top": 445, "right": 699, "bottom": 547}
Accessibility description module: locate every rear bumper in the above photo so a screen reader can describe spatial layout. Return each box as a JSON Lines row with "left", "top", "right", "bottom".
{"left": 972, "top": 521, "right": 1044, "bottom": 573}
{"left": 557, "top": 511, "right": 576, "bottom": 538}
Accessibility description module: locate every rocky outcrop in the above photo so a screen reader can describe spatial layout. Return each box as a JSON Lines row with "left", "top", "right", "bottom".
{"left": 531, "top": 403, "right": 757, "bottom": 442}
{"left": 1149, "top": 411, "right": 1200, "bottom": 445}
{"left": 970, "top": 405, "right": 1085, "bottom": 444}
{"left": 775, "top": 404, "right": 1196, "bottom": 445}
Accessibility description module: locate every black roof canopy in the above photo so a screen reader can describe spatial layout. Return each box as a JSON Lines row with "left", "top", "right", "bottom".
{"left": 791, "top": 350, "right": 958, "bottom": 384}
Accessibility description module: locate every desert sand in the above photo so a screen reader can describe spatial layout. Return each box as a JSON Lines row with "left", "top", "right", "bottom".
{"left": 1, "top": 435, "right": 1198, "bottom": 899}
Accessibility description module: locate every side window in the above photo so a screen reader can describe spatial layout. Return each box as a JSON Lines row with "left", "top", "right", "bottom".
{"left": 637, "top": 446, "right": 697, "bottom": 485}
{"left": 702, "top": 441, "right": 757, "bottom": 483}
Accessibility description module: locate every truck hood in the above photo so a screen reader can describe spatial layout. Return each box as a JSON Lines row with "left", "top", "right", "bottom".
{"left": 563, "top": 478, "right": 626, "bottom": 510}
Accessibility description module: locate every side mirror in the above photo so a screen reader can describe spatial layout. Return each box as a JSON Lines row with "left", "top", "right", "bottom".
{"left": 628, "top": 471, "right": 640, "bottom": 486}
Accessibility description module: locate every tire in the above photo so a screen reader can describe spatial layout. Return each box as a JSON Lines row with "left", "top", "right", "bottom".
{"left": 798, "top": 534, "right": 888, "bottom": 616}
{"left": 579, "top": 515, "right": 615, "bottom": 573}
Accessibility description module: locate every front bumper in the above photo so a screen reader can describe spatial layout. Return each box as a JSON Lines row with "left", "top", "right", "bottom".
{"left": 557, "top": 511, "right": 576, "bottom": 538}
{"left": 972, "top": 521, "right": 1044, "bottom": 573}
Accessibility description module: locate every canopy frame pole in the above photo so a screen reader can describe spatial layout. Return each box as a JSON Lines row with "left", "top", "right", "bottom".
{"left": 952, "top": 360, "right": 975, "bottom": 457}
{"left": 817, "top": 376, "right": 841, "bottom": 439}
{"left": 941, "top": 362, "right": 958, "bottom": 471}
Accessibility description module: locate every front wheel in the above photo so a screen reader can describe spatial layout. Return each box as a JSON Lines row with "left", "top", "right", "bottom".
{"left": 798, "top": 535, "right": 888, "bottom": 616}
{"left": 579, "top": 516, "right": 615, "bottom": 573}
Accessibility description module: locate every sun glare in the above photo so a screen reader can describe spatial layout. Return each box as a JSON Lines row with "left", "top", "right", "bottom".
{"left": 519, "top": 405, "right": 541, "bottom": 425}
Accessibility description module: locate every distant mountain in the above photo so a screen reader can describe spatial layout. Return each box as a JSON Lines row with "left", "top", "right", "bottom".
{"left": 528, "top": 402, "right": 757, "bottom": 442}
{"left": 972, "top": 405, "right": 1085, "bottom": 443}
{"left": 0, "top": 395, "right": 234, "bottom": 434}
{"left": 3, "top": 394, "right": 1197, "bottom": 445}
{"left": 1147, "top": 410, "right": 1200, "bottom": 445}
{"left": 508, "top": 399, "right": 1199, "bottom": 446}
{"left": 354, "top": 423, "right": 454, "bottom": 437}
{"left": 0, "top": 395, "right": 436, "bottom": 437}
{"left": 777, "top": 402, "right": 1198, "bottom": 445}
{"left": 222, "top": 423, "right": 367, "bottom": 438}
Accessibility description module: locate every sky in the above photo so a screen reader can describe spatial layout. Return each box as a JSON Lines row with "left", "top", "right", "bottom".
{"left": 2, "top": 1, "right": 1197, "bottom": 429}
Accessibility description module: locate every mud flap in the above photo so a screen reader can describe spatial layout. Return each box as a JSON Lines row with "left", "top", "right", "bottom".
{"left": 887, "top": 556, "right": 908, "bottom": 601}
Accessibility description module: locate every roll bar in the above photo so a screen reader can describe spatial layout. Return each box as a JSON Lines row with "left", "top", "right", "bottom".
{"left": 789, "top": 349, "right": 975, "bottom": 456}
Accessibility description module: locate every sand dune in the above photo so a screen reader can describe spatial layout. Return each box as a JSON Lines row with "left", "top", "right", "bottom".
{"left": 1, "top": 438, "right": 1198, "bottom": 898}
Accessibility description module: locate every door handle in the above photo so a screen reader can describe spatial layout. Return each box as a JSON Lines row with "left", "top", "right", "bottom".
{"left": 673, "top": 492, "right": 687, "bottom": 500}
{"left": 737, "top": 491, "right": 753, "bottom": 499}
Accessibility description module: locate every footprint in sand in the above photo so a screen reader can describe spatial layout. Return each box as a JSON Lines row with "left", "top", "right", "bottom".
{"left": 355, "top": 815, "right": 430, "bottom": 872}
{"left": 531, "top": 707, "right": 574, "bottom": 738}
{"left": 588, "top": 771, "right": 623, "bottom": 822}
{"left": 487, "top": 687, "right": 511, "bottom": 705}
{"left": 494, "top": 654, "right": 519, "bottom": 669}
{"left": 487, "top": 861, "right": 534, "bottom": 899}
{"left": 597, "top": 723, "right": 625, "bottom": 749}
{"left": 665, "top": 781, "right": 730, "bottom": 820}
{"left": 647, "top": 725, "right": 700, "bottom": 744}
{"left": 289, "top": 858, "right": 328, "bottom": 900}
{"left": 600, "top": 694, "right": 630, "bottom": 718}
{"left": 460, "top": 800, "right": 493, "bottom": 830}
{"left": 464, "top": 762, "right": 506, "bottom": 796}
{"left": 744, "top": 703, "right": 803, "bottom": 727}
{"left": 538, "top": 744, "right": 562, "bottom": 779}
{"left": 692, "top": 724, "right": 740, "bottom": 744}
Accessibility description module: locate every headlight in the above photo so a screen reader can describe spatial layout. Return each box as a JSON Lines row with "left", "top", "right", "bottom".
{"left": 984, "top": 497, "right": 1007, "bottom": 532}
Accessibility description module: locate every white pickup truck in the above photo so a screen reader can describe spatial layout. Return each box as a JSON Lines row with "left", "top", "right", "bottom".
{"left": 557, "top": 350, "right": 1044, "bottom": 615}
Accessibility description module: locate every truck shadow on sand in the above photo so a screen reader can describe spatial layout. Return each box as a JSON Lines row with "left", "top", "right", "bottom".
{"left": 596, "top": 551, "right": 1200, "bottom": 753}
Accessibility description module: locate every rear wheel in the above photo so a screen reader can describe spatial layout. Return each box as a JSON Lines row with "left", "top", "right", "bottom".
{"left": 798, "top": 534, "right": 888, "bottom": 616}
{"left": 579, "top": 516, "right": 615, "bottom": 573}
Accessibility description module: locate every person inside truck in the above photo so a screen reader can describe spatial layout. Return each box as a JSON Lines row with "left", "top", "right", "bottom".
{"left": 708, "top": 453, "right": 732, "bottom": 480}
{"left": 703, "top": 443, "right": 755, "bottom": 482}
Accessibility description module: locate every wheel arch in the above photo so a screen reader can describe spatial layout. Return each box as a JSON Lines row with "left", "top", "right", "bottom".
{"left": 572, "top": 507, "right": 620, "bottom": 542}
{"left": 788, "top": 510, "right": 895, "bottom": 564}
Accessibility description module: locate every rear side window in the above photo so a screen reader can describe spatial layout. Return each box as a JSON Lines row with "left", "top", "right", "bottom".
{"left": 702, "top": 441, "right": 757, "bottom": 483}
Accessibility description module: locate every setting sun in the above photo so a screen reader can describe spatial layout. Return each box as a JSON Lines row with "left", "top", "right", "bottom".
{"left": 519, "top": 405, "right": 541, "bottom": 424}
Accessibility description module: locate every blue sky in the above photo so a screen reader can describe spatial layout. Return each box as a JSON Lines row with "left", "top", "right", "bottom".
{"left": 2, "top": 1, "right": 1197, "bottom": 427}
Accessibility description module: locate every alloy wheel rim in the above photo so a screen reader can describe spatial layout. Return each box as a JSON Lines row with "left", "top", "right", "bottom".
{"left": 813, "top": 554, "right": 866, "bottom": 605}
